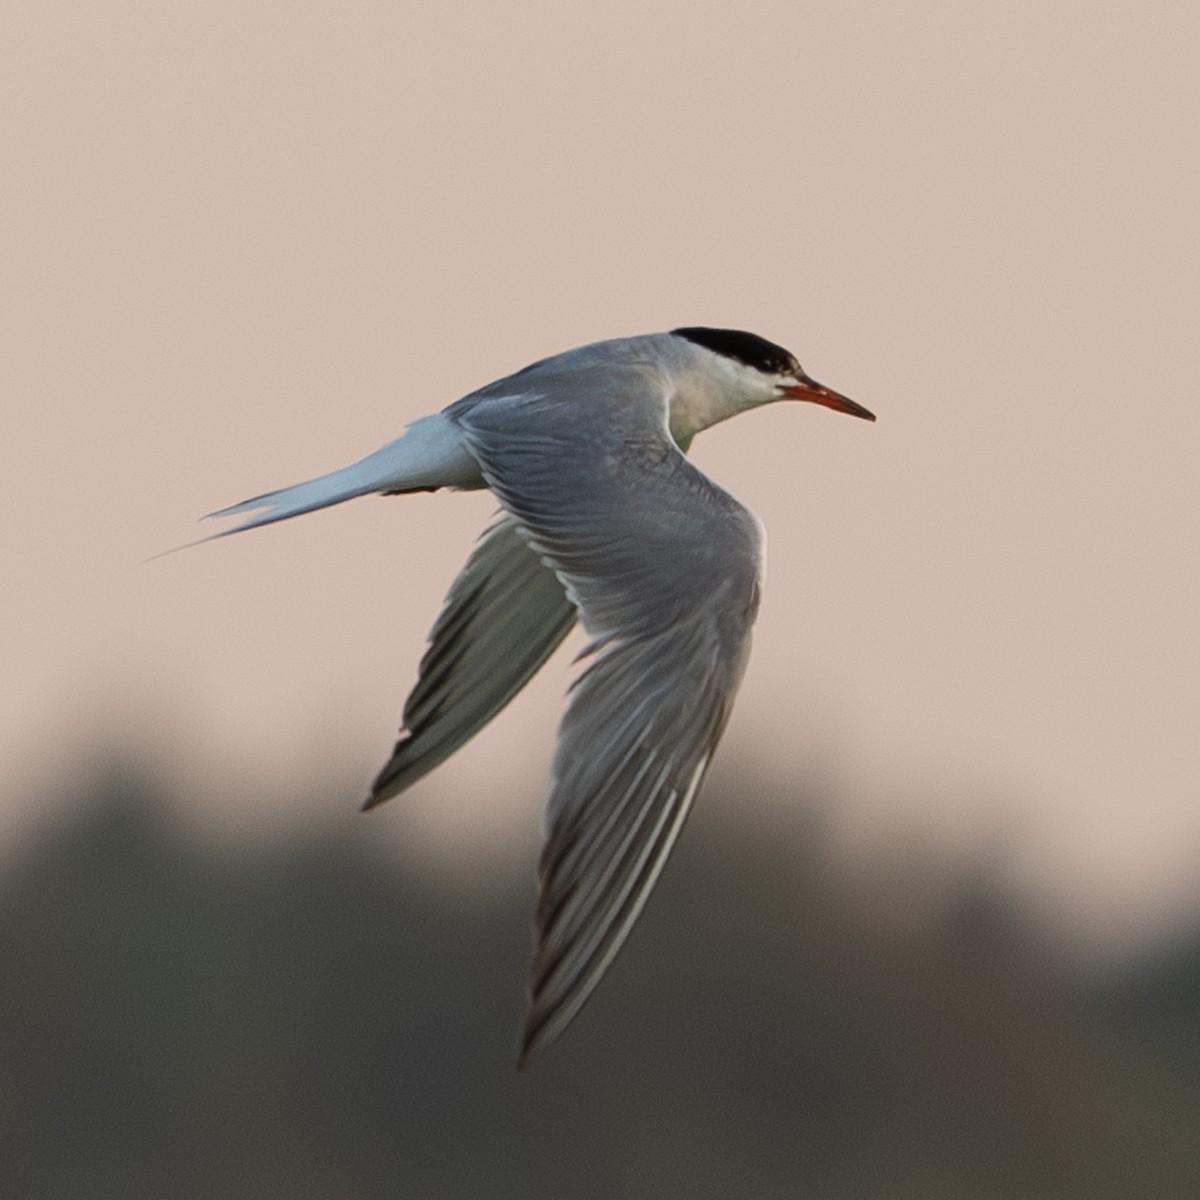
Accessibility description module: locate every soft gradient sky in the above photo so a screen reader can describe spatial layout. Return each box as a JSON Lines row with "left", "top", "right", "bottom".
{"left": 4, "top": 2, "right": 1198, "bottom": 958}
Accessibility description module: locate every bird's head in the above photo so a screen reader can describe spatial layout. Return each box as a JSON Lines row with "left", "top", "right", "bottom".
{"left": 670, "top": 326, "right": 875, "bottom": 430}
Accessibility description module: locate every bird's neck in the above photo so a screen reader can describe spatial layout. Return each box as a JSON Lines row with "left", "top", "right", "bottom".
{"left": 668, "top": 380, "right": 769, "bottom": 451}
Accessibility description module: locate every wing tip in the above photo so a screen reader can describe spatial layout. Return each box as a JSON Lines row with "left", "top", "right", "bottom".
{"left": 362, "top": 735, "right": 431, "bottom": 811}
{"left": 515, "top": 1004, "right": 558, "bottom": 1071}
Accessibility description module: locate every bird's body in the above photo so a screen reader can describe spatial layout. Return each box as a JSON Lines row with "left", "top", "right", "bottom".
{"left": 206, "top": 327, "right": 874, "bottom": 1064}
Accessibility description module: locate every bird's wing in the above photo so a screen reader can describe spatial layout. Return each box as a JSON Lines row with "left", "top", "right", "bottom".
{"left": 452, "top": 368, "right": 764, "bottom": 1065}
{"left": 366, "top": 514, "right": 577, "bottom": 807}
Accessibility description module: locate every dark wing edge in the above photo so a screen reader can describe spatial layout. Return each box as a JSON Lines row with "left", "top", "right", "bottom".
{"left": 365, "top": 514, "right": 577, "bottom": 808}
{"left": 517, "top": 608, "right": 755, "bottom": 1067}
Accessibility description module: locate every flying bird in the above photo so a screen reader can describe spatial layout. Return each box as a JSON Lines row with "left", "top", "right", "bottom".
{"left": 203, "top": 327, "right": 874, "bottom": 1065}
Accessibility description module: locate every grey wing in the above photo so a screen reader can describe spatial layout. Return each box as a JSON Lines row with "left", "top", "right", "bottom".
{"left": 453, "top": 372, "right": 764, "bottom": 1065}
{"left": 366, "top": 514, "right": 577, "bottom": 807}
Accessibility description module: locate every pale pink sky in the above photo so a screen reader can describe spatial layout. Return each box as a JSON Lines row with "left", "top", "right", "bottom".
{"left": 4, "top": 2, "right": 1198, "bottom": 958}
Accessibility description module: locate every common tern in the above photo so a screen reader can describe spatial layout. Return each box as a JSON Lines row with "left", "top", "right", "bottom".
{"left": 204, "top": 327, "right": 874, "bottom": 1064}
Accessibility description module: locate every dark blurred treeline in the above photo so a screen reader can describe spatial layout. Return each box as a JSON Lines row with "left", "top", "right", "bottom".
{"left": 1, "top": 758, "right": 1198, "bottom": 1199}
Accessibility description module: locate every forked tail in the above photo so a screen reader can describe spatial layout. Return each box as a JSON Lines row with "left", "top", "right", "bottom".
{"left": 198, "top": 413, "right": 482, "bottom": 542}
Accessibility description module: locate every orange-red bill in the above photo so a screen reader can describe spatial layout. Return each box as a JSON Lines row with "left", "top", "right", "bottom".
{"left": 780, "top": 377, "right": 875, "bottom": 421}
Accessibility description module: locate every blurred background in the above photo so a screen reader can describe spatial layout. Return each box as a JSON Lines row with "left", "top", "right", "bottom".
{"left": 3, "top": 2, "right": 1199, "bottom": 1195}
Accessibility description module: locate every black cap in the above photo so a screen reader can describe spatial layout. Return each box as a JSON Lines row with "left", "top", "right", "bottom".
{"left": 672, "top": 327, "right": 799, "bottom": 376}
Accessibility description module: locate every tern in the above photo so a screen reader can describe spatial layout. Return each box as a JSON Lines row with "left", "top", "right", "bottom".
{"left": 204, "top": 327, "right": 874, "bottom": 1064}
